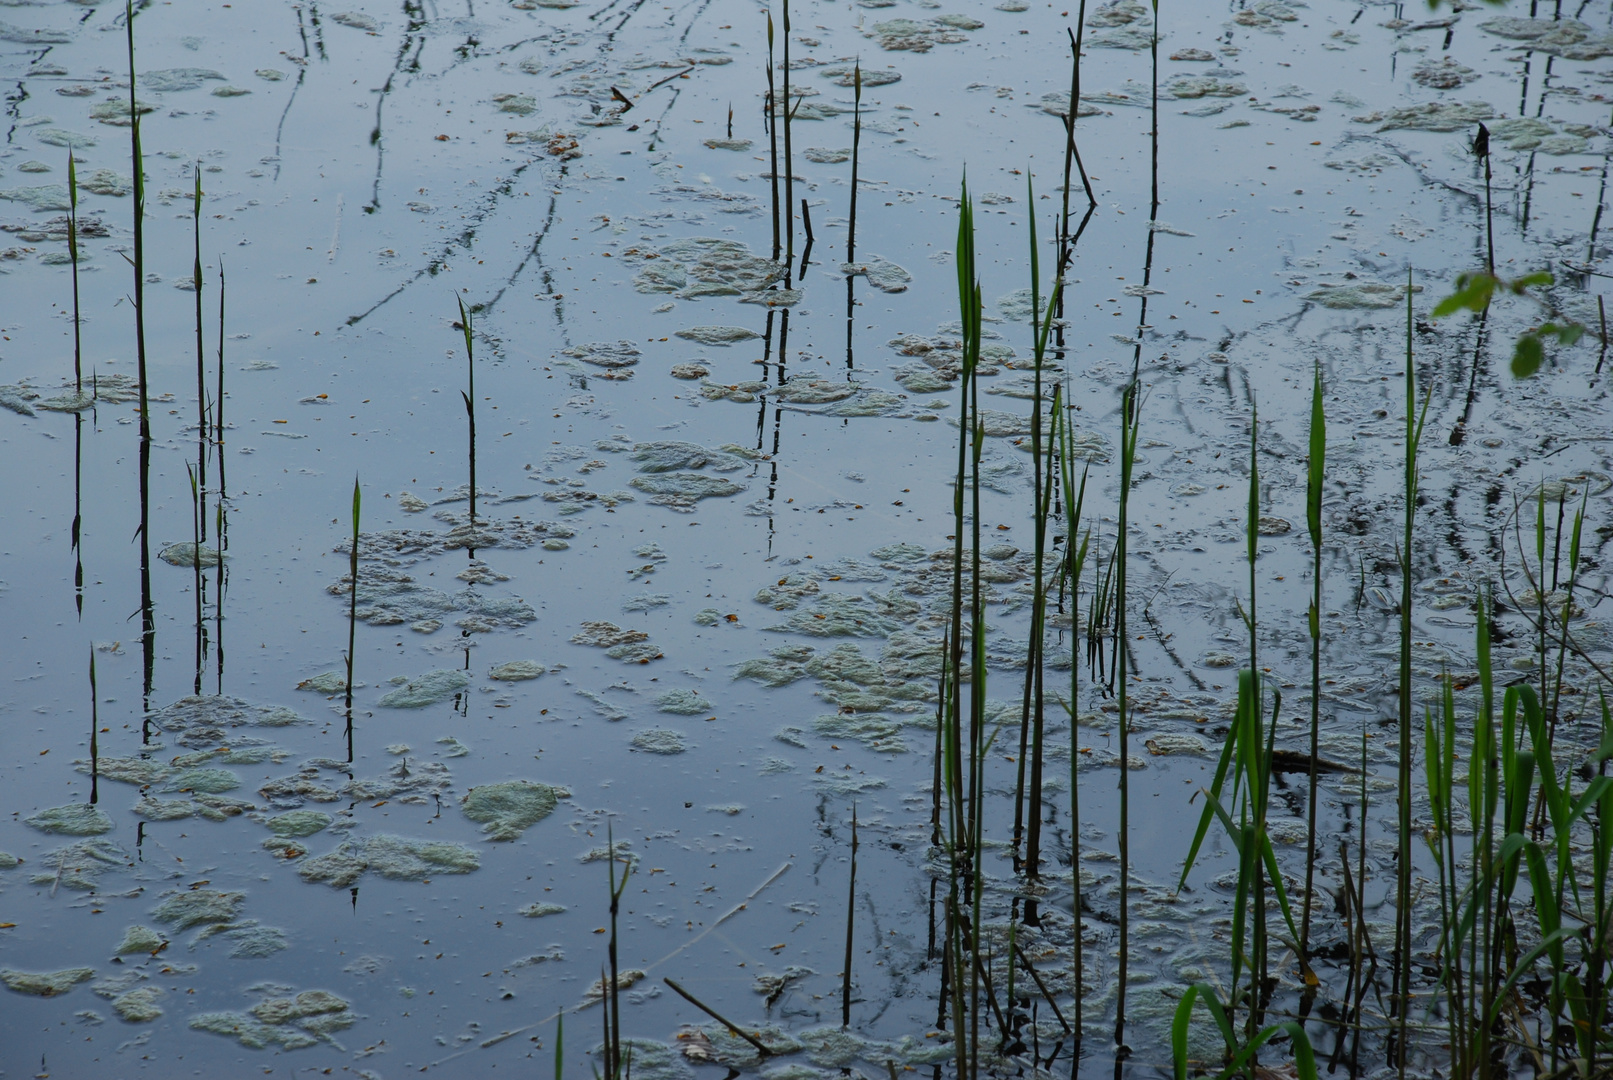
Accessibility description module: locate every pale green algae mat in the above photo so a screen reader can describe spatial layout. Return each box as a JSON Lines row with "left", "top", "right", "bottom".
{"left": 1, "top": 0, "right": 1612, "bottom": 1073}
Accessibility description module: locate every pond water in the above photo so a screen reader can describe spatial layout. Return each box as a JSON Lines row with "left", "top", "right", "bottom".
{"left": 2, "top": 0, "right": 1612, "bottom": 1074}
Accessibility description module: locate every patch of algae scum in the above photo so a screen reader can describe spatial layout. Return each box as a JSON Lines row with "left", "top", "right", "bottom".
{"left": 191, "top": 989, "right": 356, "bottom": 1050}
{"left": 1, "top": 968, "right": 96, "bottom": 997}
{"left": 297, "top": 835, "right": 481, "bottom": 888}
{"left": 460, "top": 779, "right": 567, "bottom": 840}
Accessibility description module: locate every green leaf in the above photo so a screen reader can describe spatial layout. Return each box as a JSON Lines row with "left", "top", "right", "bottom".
{"left": 1306, "top": 364, "right": 1324, "bottom": 551}
{"left": 1510, "top": 270, "right": 1554, "bottom": 293}
{"left": 1431, "top": 271, "right": 1496, "bottom": 318}
{"left": 1512, "top": 333, "right": 1545, "bottom": 378}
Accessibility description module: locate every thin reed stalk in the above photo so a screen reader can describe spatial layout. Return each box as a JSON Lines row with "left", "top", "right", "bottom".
{"left": 847, "top": 63, "right": 861, "bottom": 265}
{"left": 457, "top": 297, "right": 477, "bottom": 541}
{"left": 766, "top": 14, "right": 779, "bottom": 264}
{"left": 188, "top": 464, "right": 203, "bottom": 695}
{"left": 88, "top": 650, "right": 98, "bottom": 805}
{"left": 193, "top": 165, "right": 207, "bottom": 543}
{"left": 127, "top": 0, "right": 154, "bottom": 710}
{"left": 214, "top": 259, "right": 226, "bottom": 692}
{"left": 843, "top": 803, "right": 857, "bottom": 1028}
{"left": 68, "top": 152, "right": 82, "bottom": 394}
{"left": 781, "top": 0, "right": 794, "bottom": 281}
{"left": 344, "top": 478, "right": 361, "bottom": 763}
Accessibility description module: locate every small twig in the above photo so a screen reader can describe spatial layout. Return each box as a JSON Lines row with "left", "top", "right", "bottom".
{"left": 1011, "top": 943, "right": 1070, "bottom": 1033}
{"left": 663, "top": 978, "right": 774, "bottom": 1057}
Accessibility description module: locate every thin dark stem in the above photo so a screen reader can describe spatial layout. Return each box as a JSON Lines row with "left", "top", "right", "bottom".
{"left": 843, "top": 803, "right": 858, "bottom": 1029}
{"left": 193, "top": 164, "right": 207, "bottom": 545}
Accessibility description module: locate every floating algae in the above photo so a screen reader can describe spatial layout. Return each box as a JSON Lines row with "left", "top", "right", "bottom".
{"left": 654, "top": 688, "right": 712, "bottom": 714}
{"left": 682, "top": 1023, "right": 804, "bottom": 1067}
{"left": 1479, "top": 16, "right": 1613, "bottom": 59}
{"left": 299, "top": 835, "right": 479, "bottom": 888}
{"left": 573, "top": 621, "right": 649, "bottom": 647}
{"left": 704, "top": 137, "right": 754, "bottom": 150}
{"left": 1351, "top": 101, "right": 1494, "bottom": 132}
{"left": 296, "top": 671, "right": 362, "bottom": 694}
{"left": 756, "top": 573, "right": 821, "bottom": 610}
{"left": 841, "top": 254, "right": 911, "bottom": 293}
{"left": 631, "top": 728, "right": 689, "bottom": 754}
{"left": 632, "top": 440, "right": 754, "bottom": 473}
{"left": 803, "top": 147, "right": 852, "bottom": 163}
{"left": 589, "top": 1038, "right": 694, "bottom": 1080}
{"left": 561, "top": 340, "right": 641, "bottom": 368}
{"left": 265, "top": 810, "right": 332, "bottom": 838}
{"left": 191, "top": 989, "right": 356, "bottom": 1050}
{"left": 490, "top": 659, "right": 546, "bottom": 680}
{"left": 1411, "top": 56, "right": 1478, "bottom": 89}
{"left": 868, "top": 16, "right": 977, "bottom": 51}
{"left": 518, "top": 901, "right": 567, "bottom": 917}
{"left": 334, "top": 566, "right": 537, "bottom": 632}
{"left": 461, "top": 780, "right": 564, "bottom": 840}
{"left": 1168, "top": 74, "right": 1248, "bottom": 98}
{"left": 139, "top": 66, "right": 226, "bottom": 91}
{"left": 626, "top": 237, "right": 783, "bottom": 299}
{"left": 77, "top": 755, "right": 172, "bottom": 787}
{"left": 0, "top": 183, "right": 72, "bottom": 211}
{"left": 674, "top": 325, "right": 760, "bottom": 346}
{"left": 75, "top": 168, "right": 132, "bottom": 197}
{"left": 26, "top": 803, "right": 113, "bottom": 835}
{"left": 29, "top": 838, "right": 130, "bottom": 890}
{"left": 114, "top": 925, "right": 165, "bottom": 955}
{"left": 133, "top": 796, "right": 202, "bottom": 821}
{"left": 111, "top": 985, "right": 165, "bottom": 1022}
{"left": 812, "top": 713, "right": 908, "bottom": 753}
{"left": 376, "top": 669, "right": 470, "bottom": 708}
{"left": 222, "top": 924, "right": 291, "bottom": 959}
{"left": 146, "top": 695, "right": 308, "bottom": 739}
{"left": 1487, "top": 117, "right": 1588, "bottom": 154}
{"left": 1305, "top": 280, "right": 1421, "bottom": 309}
{"left": 2, "top": 968, "right": 95, "bottom": 997}
{"left": 152, "top": 889, "right": 245, "bottom": 931}
{"left": 628, "top": 472, "right": 746, "bottom": 511}
{"left": 765, "top": 592, "right": 910, "bottom": 637}
{"left": 671, "top": 363, "right": 709, "bottom": 379}
{"left": 163, "top": 767, "right": 241, "bottom": 794}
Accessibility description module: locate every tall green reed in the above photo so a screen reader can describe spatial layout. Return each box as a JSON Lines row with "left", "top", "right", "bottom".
{"left": 942, "top": 178, "right": 989, "bottom": 1080}
{"left": 193, "top": 164, "right": 207, "bottom": 543}
{"left": 600, "top": 825, "right": 633, "bottom": 1080}
{"left": 1055, "top": 399, "right": 1090, "bottom": 1039}
{"left": 1392, "top": 272, "right": 1431, "bottom": 1071}
{"left": 1115, "top": 376, "right": 1141, "bottom": 1049}
{"left": 457, "top": 296, "right": 477, "bottom": 539}
{"left": 1014, "top": 176, "right": 1064, "bottom": 884}
{"left": 1300, "top": 365, "right": 1325, "bottom": 969}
